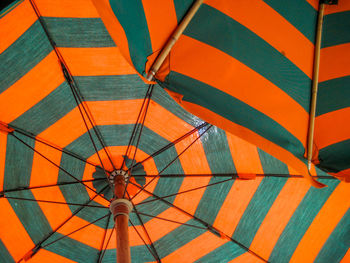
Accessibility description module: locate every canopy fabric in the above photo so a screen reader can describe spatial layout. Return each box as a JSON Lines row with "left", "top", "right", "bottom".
{"left": 93, "top": 0, "right": 350, "bottom": 185}
{"left": 0, "top": 0, "right": 349, "bottom": 263}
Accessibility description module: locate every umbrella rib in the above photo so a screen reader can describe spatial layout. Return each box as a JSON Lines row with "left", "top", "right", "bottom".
{"left": 29, "top": 0, "right": 117, "bottom": 174}
{"left": 130, "top": 202, "right": 161, "bottom": 263}
{"left": 0, "top": 178, "right": 105, "bottom": 196}
{"left": 136, "top": 178, "right": 234, "bottom": 206}
{"left": 10, "top": 132, "right": 110, "bottom": 202}
{"left": 19, "top": 185, "right": 110, "bottom": 261}
{"left": 98, "top": 227, "right": 115, "bottom": 263}
{"left": 3, "top": 196, "right": 108, "bottom": 208}
{"left": 131, "top": 124, "right": 213, "bottom": 201}
{"left": 129, "top": 218, "right": 161, "bottom": 262}
{"left": 7, "top": 125, "right": 102, "bottom": 171}
{"left": 129, "top": 183, "right": 269, "bottom": 263}
{"left": 120, "top": 84, "right": 153, "bottom": 170}
{"left": 132, "top": 211, "right": 207, "bottom": 230}
{"left": 96, "top": 213, "right": 112, "bottom": 262}
{"left": 127, "top": 121, "right": 209, "bottom": 172}
{"left": 41, "top": 213, "right": 110, "bottom": 249}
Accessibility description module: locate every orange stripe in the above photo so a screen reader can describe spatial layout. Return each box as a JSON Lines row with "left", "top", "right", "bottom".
{"left": 0, "top": 133, "right": 7, "bottom": 192}
{"left": 315, "top": 107, "right": 350, "bottom": 149}
{"left": 332, "top": 168, "right": 350, "bottom": 183}
{"left": 249, "top": 179, "right": 311, "bottom": 259}
{"left": 290, "top": 182, "right": 350, "bottom": 263}
{"left": 0, "top": 199, "right": 34, "bottom": 261}
{"left": 162, "top": 231, "right": 228, "bottom": 263}
{"left": 205, "top": 0, "right": 314, "bottom": 77}
{"left": 182, "top": 101, "right": 325, "bottom": 188}
{"left": 319, "top": 43, "right": 350, "bottom": 82}
{"left": 172, "top": 35, "right": 309, "bottom": 146}
{"left": 324, "top": 2, "right": 350, "bottom": 15}
{"left": 225, "top": 132, "right": 264, "bottom": 174}
{"left": 34, "top": 0, "right": 99, "bottom": 18}
{"left": 229, "top": 252, "right": 266, "bottom": 263}
{"left": 213, "top": 178, "right": 262, "bottom": 236}
{"left": 58, "top": 47, "right": 136, "bottom": 76}
{"left": 0, "top": 51, "right": 64, "bottom": 123}
{"left": 306, "top": 0, "right": 319, "bottom": 10}
{"left": 341, "top": 249, "right": 350, "bottom": 263}
{"left": 0, "top": 0, "right": 37, "bottom": 53}
{"left": 30, "top": 249, "right": 75, "bottom": 262}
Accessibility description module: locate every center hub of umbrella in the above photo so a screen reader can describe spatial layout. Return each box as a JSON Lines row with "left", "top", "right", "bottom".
{"left": 109, "top": 169, "right": 129, "bottom": 185}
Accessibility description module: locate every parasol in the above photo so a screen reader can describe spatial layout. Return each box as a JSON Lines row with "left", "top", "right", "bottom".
{"left": 0, "top": 0, "right": 349, "bottom": 262}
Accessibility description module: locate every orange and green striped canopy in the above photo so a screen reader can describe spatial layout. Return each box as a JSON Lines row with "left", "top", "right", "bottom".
{"left": 0, "top": 0, "right": 349, "bottom": 262}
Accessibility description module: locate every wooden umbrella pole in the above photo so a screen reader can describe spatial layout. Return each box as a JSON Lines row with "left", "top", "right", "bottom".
{"left": 146, "top": 0, "right": 204, "bottom": 81}
{"left": 307, "top": 2, "right": 325, "bottom": 170}
{"left": 110, "top": 175, "right": 132, "bottom": 263}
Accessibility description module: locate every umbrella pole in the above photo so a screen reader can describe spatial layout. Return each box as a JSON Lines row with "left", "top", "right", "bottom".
{"left": 110, "top": 175, "right": 132, "bottom": 263}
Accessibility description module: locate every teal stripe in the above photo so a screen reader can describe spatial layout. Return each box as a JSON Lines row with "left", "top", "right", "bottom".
{"left": 257, "top": 148, "right": 289, "bottom": 175}
{"left": 162, "top": 72, "right": 306, "bottom": 160}
{"left": 322, "top": 11, "right": 350, "bottom": 48}
{"left": 0, "top": 240, "right": 15, "bottom": 263}
{"left": 232, "top": 177, "right": 287, "bottom": 247}
{"left": 10, "top": 81, "right": 76, "bottom": 136}
{"left": 109, "top": 0, "right": 152, "bottom": 74}
{"left": 317, "top": 76, "right": 350, "bottom": 116}
{"left": 184, "top": 4, "right": 311, "bottom": 110}
{"left": 263, "top": 0, "right": 317, "bottom": 43}
{"left": 173, "top": 0, "right": 194, "bottom": 22}
{"left": 269, "top": 179, "right": 339, "bottom": 263}
{"left": 42, "top": 17, "right": 115, "bottom": 48}
{"left": 0, "top": 20, "right": 52, "bottom": 94}
{"left": 102, "top": 245, "right": 156, "bottom": 263}
{"left": 315, "top": 209, "right": 350, "bottom": 263}
{"left": 195, "top": 242, "right": 245, "bottom": 263}
{"left": 318, "top": 139, "right": 350, "bottom": 173}
{"left": 153, "top": 219, "right": 206, "bottom": 258}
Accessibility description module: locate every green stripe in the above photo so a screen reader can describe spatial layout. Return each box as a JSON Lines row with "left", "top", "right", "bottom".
{"left": 109, "top": 0, "right": 152, "bottom": 74}
{"left": 263, "top": 0, "right": 317, "bottom": 43}
{"left": 269, "top": 179, "right": 339, "bottom": 262}
{"left": 322, "top": 11, "right": 350, "bottom": 48}
{"left": 232, "top": 177, "right": 287, "bottom": 247}
{"left": 173, "top": 0, "right": 194, "bottom": 22}
{"left": 318, "top": 139, "right": 350, "bottom": 173}
{"left": 162, "top": 71, "right": 306, "bottom": 160}
{"left": 194, "top": 242, "right": 245, "bottom": 263}
{"left": 0, "top": 240, "right": 15, "bottom": 263}
{"left": 10, "top": 81, "right": 76, "bottom": 136}
{"left": 103, "top": 245, "right": 156, "bottom": 262}
{"left": 315, "top": 209, "right": 350, "bottom": 263}
{"left": 317, "top": 76, "right": 350, "bottom": 116}
{"left": 184, "top": 4, "right": 311, "bottom": 110}
{"left": 42, "top": 17, "right": 115, "bottom": 48}
{"left": 257, "top": 148, "right": 289, "bottom": 175}
{"left": 0, "top": 20, "right": 52, "bottom": 94}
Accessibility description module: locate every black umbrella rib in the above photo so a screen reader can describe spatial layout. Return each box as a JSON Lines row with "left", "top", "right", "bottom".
{"left": 3, "top": 196, "right": 107, "bottom": 208}
{"left": 41, "top": 213, "right": 110, "bottom": 249}
{"left": 131, "top": 125, "right": 213, "bottom": 201}
{"left": 129, "top": 183, "right": 268, "bottom": 263}
{"left": 128, "top": 122, "right": 209, "bottom": 172}
{"left": 136, "top": 178, "right": 234, "bottom": 206}
{"left": 96, "top": 213, "right": 112, "bottom": 263}
{"left": 7, "top": 125, "right": 101, "bottom": 170}
{"left": 130, "top": 203, "right": 161, "bottom": 263}
{"left": 129, "top": 218, "right": 161, "bottom": 263}
{"left": 19, "top": 185, "right": 110, "bottom": 262}
{"left": 132, "top": 211, "right": 207, "bottom": 230}
{"left": 29, "top": 0, "right": 116, "bottom": 174}
{"left": 0, "top": 178, "right": 105, "bottom": 196}
{"left": 10, "top": 133, "right": 110, "bottom": 202}
{"left": 123, "top": 84, "right": 154, "bottom": 198}
{"left": 98, "top": 227, "right": 115, "bottom": 263}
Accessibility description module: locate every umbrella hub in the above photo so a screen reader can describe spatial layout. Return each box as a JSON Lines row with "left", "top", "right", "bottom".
{"left": 109, "top": 169, "right": 129, "bottom": 185}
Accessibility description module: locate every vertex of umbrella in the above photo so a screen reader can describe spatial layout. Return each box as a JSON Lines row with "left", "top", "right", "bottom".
{"left": 0, "top": 1, "right": 349, "bottom": 263}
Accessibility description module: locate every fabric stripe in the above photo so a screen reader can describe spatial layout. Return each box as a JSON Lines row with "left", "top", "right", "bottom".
{"left": 173, "top": 0, "right": 193, "bottom": 22}
{"left": 269, "top": 180, "right": 339, "bottom": 262}
{"left": 290, "top": 183, "right": 350, "bottom": 263}
{"left": 0, "top": 0, "right": 36, "bottom": 53}
{"left": 195, "top": 242, "right": 245, "bottom": 263}
{"left": 318, "top": 139, "right": 350, "bottom": 173}
{"left": 183, "top": 4, "right": 311, "bottom": 110}
{"left": 316, "top": 76, "right": 350, "bottom": 116}
{"left": 42, "top": 17, "right": 115, "bottom": 47}
{"left": 257, "top": 149, "right": 289, "bottom": 175}
{"left": 108, "top": 0, "right": 152, "bottom": 74}
{"left": 0, "top": 132, "right": 7, "bottom": 192}
{"left": 322, "top": 11, "right": 350, "bottom": 48}
{"left": 0, "top": 240, "right": 15, "bottom": 263}
{"left": 0, "top": 20, "right": 52, "bottom": 93}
